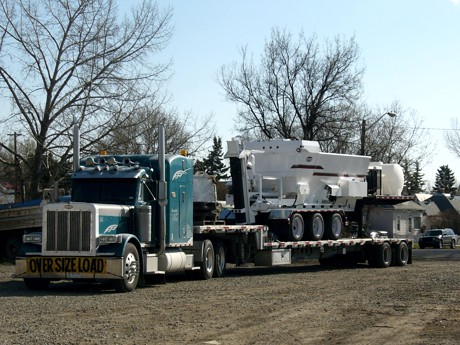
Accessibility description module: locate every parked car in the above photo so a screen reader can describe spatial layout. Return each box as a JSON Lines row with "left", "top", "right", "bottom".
{"left": 419, "top": 228, "right": 458, "bottom": 249}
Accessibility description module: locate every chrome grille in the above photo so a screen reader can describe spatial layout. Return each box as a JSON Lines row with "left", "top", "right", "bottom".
{"left": 46, "top": 210, "right": 92, "bottom": 252}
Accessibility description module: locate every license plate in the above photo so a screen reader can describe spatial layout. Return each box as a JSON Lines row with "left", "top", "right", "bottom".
{"left": 26, "top": 257, "right": 106, "bottom": 274}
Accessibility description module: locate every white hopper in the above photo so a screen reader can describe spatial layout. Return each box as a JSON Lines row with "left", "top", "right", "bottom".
{"left": 244, "top": 139, "right": 370, "bottom": 204}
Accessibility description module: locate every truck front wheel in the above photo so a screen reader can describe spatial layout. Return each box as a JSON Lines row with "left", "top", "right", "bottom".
{"left": 113, "top": 243, "right": 140, "bottom": 292}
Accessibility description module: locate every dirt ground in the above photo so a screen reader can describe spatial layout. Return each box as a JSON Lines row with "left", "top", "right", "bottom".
{"left": 1, "top": 258, "right": 459, "bottom": 345}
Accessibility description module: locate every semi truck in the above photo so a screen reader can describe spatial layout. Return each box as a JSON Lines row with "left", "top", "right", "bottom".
{"left": 14, "top": 125, "right": 413, "bottom": 292}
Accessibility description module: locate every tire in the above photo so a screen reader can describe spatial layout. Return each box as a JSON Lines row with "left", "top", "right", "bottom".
{"left": 324, "top": 213, "right": 343, "bottom": 240}
{"left": 199, "top": 240, "right": 214, "bottom": 280}
{"left": 419, "top": 244, "right": 425, "bottom": 249}
{"left": 393, "top": 242, "right": 409, "bottom": 266}
{"left": 451, "top": 240, "right": 456, "bottom": 249}
{"left": 3, "top": 237, "right": 21, "bottom": 262}
{"left": 113, "top": 243, "right": 140, "bottom": 292}
{"left": 305, "top": 213, "right": 324, "bottom": 241}
{"left": 369, "top": 242, "right": 392, "bottom": 268}
{"left": 213, "top": 240, "right": 226, "bottom": 278}
{"left": 289, "top": 213, "right": 304, "bottom": 241}
{"left": 24, "top": 278, "right": 50, "bottom": 290}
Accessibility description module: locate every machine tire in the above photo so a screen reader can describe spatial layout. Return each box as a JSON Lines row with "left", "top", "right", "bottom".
{"left": 451, "top": 240, "right": 456, "bottom": 249}
{"left": 419, "top": 244, "right": 425, "bottom": 249}
{"left": 289, "top": 213, "right": 304, "bottom": 241}
{"left": 199, "top": 240, "right": 215, "bottom": 280}
{"left": 393, "top": 242, "right": 409, "bottom": 266}
{"left": 370, "top": 242, "right": 392, "bottom": 268}
{"left": 213, "top": 240, "right": 227, "bottom": 278}
{"left": 3, "top": 236, "right": 21, "bottom": 262}
{"left": 324, "top": 213, "right": 343, "bottom": 240}
{"left": 113, "top": 243, "right": 140, "bottom": 292}
{"left": 305, "top": 213, "right": 324, "bottom": 241}
{"left": 24, "top": 278, "right": 50, "bottom": 290}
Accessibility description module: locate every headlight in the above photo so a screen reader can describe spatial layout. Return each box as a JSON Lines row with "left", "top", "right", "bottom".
{"left": 23, "top": 232, "right": 42, "bottom": 244}
{"left": 98, "top": 235, "right": 122, "bottom": 245}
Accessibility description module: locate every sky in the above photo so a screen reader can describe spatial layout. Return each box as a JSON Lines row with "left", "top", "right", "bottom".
{"left": 1, "top": 0, "right": 459, "bottom": 189}
{"left": 138, "top": 0, "right": 460, "bottom": 188}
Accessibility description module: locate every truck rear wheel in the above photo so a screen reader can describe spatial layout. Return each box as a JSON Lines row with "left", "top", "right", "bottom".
{"left": 24, "top": 278, "right": 50, "bottom": 290}
{"left": 213, "top": 240, "right": 226, "bottom": 278}
{"left": 324, "top": 213, "right": 343, "bottom": 240}
{"left": 289, "top": 213, "right": 304, "bottom": 241}
{"left": 113, "top": 243, "right": 140, "bottom": 292}
{"left": 199, "top": 240, "right": 215, "bottom": 280}
{"left": 305, "top": 213, "right": 324, "bottom": 240}
{"left": 369, "top": 242, "right": 392, "bottom": 268}
{"left": 393, "top": 242, "right": 409, "bottom": 266}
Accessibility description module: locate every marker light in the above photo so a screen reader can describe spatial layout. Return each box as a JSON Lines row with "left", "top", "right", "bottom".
{"left": 98, "top": 235, "right": 122, "bottom": 245}
{"left": 23, "top": 232, "right": 42, "bottom": 244}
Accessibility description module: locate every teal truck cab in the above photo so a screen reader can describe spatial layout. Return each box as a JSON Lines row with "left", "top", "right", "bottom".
{"left": 15, "top": 150, "right": 200, "bottom": 291}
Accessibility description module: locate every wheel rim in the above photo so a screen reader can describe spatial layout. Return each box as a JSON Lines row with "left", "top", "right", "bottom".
{"left": 291, "top": 215, "right": 304, "bottom": 240}
{"left": 124, "top": 252, "right": 138, "bottom": 284}
{"left": 312, "top": 214, "right": 324, "bottom": 239}
{"left": 205, "top": 246, "right": 214, "bottom": 274}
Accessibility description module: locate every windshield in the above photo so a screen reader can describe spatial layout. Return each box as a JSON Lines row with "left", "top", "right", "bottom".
{"left": 71, "top": 179, "right": 138, "bottom": 205}
{"left": 425, "top": 230, "right": 442, "bottom": 236}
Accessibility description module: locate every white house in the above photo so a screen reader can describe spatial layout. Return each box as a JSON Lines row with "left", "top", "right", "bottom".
{"left": 363, "top": 200, "right": 425, "bottom": 239}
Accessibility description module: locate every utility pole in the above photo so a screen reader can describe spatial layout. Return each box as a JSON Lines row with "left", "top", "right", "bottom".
{"left": 7, "top": 132, "right": 23, "bottom": 203}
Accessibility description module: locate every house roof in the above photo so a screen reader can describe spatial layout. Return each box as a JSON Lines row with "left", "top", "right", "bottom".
{"left": 377, "top": 200, "right": 425, "bottom": 212}
{"left": 418, "top": 193, "right": 460, "bottom": 217}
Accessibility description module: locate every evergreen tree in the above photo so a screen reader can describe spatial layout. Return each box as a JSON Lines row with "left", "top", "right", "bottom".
{"left": 193, "top": 159, "right": 206, "bottom": 174}
{"left": 406, "top": 161, "right": 425, "bottom": 194}
{"left": 434, "top": 165, "right": 457, "bottom": 194}
{"left": 204, "top": 137, "right": 230, "bottom": 180}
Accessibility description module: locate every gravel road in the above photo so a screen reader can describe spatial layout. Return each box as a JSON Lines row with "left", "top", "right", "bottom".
{"left": 1, "top": 258, "right": 459, "bottom": 345}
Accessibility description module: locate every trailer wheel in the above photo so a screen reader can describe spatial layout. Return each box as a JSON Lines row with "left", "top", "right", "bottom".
{"left": 24, "top": 278, "right": 50, "bottom": 290}
{"left": 290, "top": 213, "right": 304, "bottom": 241}
{"left": 324, "top": 213, "right": 343, "bottom": 240}
{"left": 213, "top": 240, "right": 226, "bottom": 278}
{"left": 113, "top": 243, "right": 140, "bottom": 292}
{"left": 393, "top": 242, "right": 409, "bottom": 266}
{"left": 305, "top": 213, "right": 324, "bottom": 240}
{"left": 199, "top": 240, "right": 215, "bottom": 280}
{"left": 370, "top": 242, "right": 392, "bottom": 268}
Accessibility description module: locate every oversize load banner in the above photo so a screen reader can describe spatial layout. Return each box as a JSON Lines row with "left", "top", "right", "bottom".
{"left": 26, "top": 257, "right": 106, "bottom": 274}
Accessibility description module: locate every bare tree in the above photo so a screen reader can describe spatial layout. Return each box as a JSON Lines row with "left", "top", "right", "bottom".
{"left": 218, "top": 28, "right": 364, "bottom": 146}
{"left": 0, "top": 0, "right": 173, "bottom": 199}
{"left": 93, "top": 104, "right": 215, "bottom": 156}
{"left": 359, "top": 102, "right": 431, "bottom": 165}
{"left": 445, "top": 118, "right": 460, "bottom": 158}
